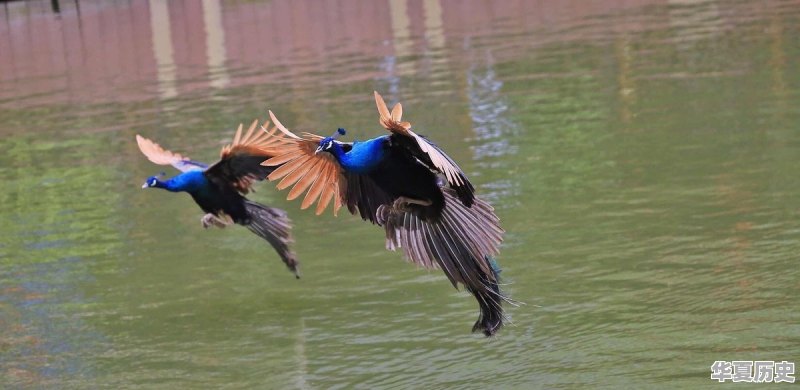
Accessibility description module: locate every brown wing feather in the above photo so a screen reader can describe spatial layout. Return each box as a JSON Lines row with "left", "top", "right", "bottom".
{"left": 262, "top": 111, "right": 345, "bottom": 216}
{"left": 206, "top": 119, "right": 285, "bottom": 194}
{"left": 301, "top": 167, "right": 329, "bottom": 209}
{"left": 136, "top": 134, "right": 190, "bottom": 167}
{"left": 373, "top": 91, "right": 466, "bottom": 187}
{"left": 286, "top": 158, "right": 324, "bottom": 200}
{"left": 220, "top": 119, "right": 285, "bottom": 160}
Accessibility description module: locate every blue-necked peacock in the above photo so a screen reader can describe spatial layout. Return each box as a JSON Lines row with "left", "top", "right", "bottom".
{"left": 136, "top": 120, "right": 299, "bottom": 278}
{"left": 260, "top": 92, "right": 509, "bottom": 336}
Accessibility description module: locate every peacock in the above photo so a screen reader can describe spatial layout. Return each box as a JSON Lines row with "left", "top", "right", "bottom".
{"left": 136, "top": 120, "right": 299, "bottom": 278}
{"left": 260, "top": 92, "right": 509, "bottom": 336}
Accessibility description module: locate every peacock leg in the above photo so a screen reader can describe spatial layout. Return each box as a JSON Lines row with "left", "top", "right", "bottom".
{"left": 392, "top": 196, "right": 432, "bottom": 211}
{"left": 201, "top": 213, "right": 215, "bottom": 228}
{"left": 201, "top": 213, "right": 232, "bottom": 229}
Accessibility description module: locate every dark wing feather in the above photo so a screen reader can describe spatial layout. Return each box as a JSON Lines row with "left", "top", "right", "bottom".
{"left": 135, "top": 135, "right": 209, "bottom": 172}
{"left": 379, "top": 188, "right": 502, "bottom": 278}
{"left": 378, "top": 188, "right": 507, "bottom": 335}
{"left": 204, "top": 119, "right": 284, "bottom": 194}
{"left": 243, "top": 200, "right": 299, "bottom": 278}
{"left": 374, "top": 91, "right": 475, "bottom": 206}
{"left": 344, "top": 172, "right": 395, "bottom": 224}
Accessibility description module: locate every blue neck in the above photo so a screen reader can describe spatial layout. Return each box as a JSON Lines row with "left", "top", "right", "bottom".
{"left": 155, "top": 171, "right": 209, "bottom": 193}
{"left": 329, "top": 136, "right": 387, "bottom": 174}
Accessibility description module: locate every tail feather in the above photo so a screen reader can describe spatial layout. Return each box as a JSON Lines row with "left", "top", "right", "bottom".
{"left": 244, "top": 200, "right": 299, "bottom": 278}
{"left": 469, "top": 256, "right": 505, "bottom": 336}
{"left": 379, "top": 189, "right": 509, "bottom": 336}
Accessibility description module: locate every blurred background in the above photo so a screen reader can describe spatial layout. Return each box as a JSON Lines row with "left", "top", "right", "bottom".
{"left": 1, "top": 0, "right": 799, "bottom": 388}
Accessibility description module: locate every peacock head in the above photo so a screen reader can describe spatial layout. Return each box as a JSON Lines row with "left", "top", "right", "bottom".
{"left": 315, "top": 128, "right": 346, "bottom": 154}
{"left": 141, "top": 172, "right": 166, "bottom": 189}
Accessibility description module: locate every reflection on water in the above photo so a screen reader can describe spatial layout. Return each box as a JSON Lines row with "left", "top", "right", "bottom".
{"left": 2, "top": 0, "right": 800, "bottom": 388}
{"left": 150, "top": 0, "right": 178, "bottom": 99}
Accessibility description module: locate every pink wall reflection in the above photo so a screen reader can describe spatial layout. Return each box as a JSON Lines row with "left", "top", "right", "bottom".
{"left": 2, "top": 0, "right": 783, "bottom": 109}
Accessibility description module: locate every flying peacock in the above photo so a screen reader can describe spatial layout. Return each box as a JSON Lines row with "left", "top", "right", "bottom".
{"left": 260, "top": 92, "right": 509, "bottom": 336}
{"left": 136, "top": 120, "right": 299, "bottom": 278}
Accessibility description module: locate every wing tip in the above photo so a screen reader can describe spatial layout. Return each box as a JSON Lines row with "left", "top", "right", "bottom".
{"left": 374, "top": 90, "right": 391, "bottom": 123}
{"left": 374, "top": 91, "right": 411, "bottom": 132}
{"left": 135, "top": 134, "right": 151, "bottom": 147}
{"left": 268, "top": 110, "right": 290, "bottom": 137}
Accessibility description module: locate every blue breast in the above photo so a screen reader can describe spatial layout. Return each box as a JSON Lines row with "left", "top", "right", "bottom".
{"left": 337, "top": 136, "right": 387, "bottom": 174}
{"left": 166, "top": 170, "right": 209, "bottom": 193}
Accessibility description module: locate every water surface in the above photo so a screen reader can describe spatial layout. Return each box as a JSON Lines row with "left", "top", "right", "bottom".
{"left": 1, "top": 0, "right": 800, "bottom": 388}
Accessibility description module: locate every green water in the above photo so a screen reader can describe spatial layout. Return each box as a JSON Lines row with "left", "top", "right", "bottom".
{"left": 1, "top": 0, "right": 799, "bottom": 388}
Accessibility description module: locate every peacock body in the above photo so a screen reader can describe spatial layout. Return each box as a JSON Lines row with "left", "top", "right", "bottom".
{"left": 261, "top": 92, "right": 509, "bottom": 336}
{"left": 136, "top": 120, "right": 299, "bottom": 277}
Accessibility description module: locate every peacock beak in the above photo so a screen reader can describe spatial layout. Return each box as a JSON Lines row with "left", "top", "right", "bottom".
{"left": 141, "top": 183, "right": 148, "bottom": 189}
{"left": 314, "top": 145, "right": 323, "bottom": 155}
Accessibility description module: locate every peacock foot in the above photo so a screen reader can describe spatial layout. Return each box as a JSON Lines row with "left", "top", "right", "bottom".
{"left": 376, "top": 205, "right": 390, "bottom": 226}
{"left": 201, "top": 213, "right": 231, "bottom": 229}
{"left": 391, "top": 196, "right": 432, "bottom": 211}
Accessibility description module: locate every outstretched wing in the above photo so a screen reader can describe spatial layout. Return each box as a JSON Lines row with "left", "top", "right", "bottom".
{"left": 374, "top": 91, "right": 475, "bottom": 206}
{"left": 204, "top": 119, "right": 284, "bottom": 194}
{"left": 261, "top": 111, "right": 344, "bottom": 215}
{"left": 135, "top": 135, "right": 209, "bottom": 172}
